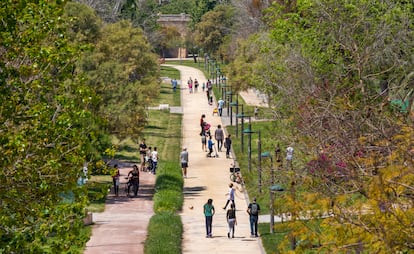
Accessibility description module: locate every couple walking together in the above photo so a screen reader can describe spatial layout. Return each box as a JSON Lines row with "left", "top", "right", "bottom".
{"left": 203, "top": 191, "right": 261, "bottom": 238}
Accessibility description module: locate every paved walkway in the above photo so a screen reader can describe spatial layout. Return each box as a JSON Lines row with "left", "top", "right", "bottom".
{"left": 165, "top": 64, "right": 265, "bottom": 254}
{"left": 84, "top": 163, "right": 156, "bottom": 254}
{"left": 85, "top": 65, "right": 266, "bottom": 254}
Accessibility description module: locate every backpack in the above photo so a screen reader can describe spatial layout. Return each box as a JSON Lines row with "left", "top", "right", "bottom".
{"left": 250, "top": 203, "right": 258, "bottom": 215}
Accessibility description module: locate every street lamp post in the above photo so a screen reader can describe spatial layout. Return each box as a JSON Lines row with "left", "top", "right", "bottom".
{"left": 226, "top": 90, "right": 233, "bottom": 118}
{"left": 257, "top": 130, "right": 262, "bottom": 193}
{"left": 270, "top": 184, "right": 285, "bottom": 233}
{"left": 229, "top": 96, "right": 240, "bottom": 136}
{"left": 236, "top": 108, "right": 250, "bottom": 153}
{"left": 242, "top": 119, "right": 254, "bottom": 172}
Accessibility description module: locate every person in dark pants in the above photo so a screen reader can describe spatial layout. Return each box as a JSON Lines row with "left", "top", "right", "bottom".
{"left": 224, "top": 134, "right": 232, "bottom": 159}
{"left": 127, "top": 165, "right": 140, "bottom": 197}
{"left": 112, "top": 164, "right": 120, "bottom": 197}
{"left": 247, "top": 198, "right": 260, "bottom": 237}
{"left": 214, "top": 125, "right": 224, "bottom": 152}
{"left": 203, "top": 198, "right": 215, "bottom": 238}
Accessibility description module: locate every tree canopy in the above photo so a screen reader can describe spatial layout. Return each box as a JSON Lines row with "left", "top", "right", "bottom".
{"left": 228, "top": 0, "right": 414, "bottom": 251}
{"left": 0, "top": 1, "right": 98, "bottom": 252}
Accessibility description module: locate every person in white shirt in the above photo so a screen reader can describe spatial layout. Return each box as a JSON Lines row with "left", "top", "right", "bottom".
{"left": 151, "top": 147, "right": 159, "bottom": 174}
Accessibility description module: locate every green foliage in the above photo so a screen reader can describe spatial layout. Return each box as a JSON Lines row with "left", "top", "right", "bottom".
{"left": 158, "top": 0, "right": 195, "bottom": 14}
{"left": 228, "top": 0, "right": 414, "bottom": 251}
{"left": 78, "top": 20, "right": 160, "bottom": 140}
{"left": 193, "top": 4, "right": 235, "bottom": 57}
{"left": 0, "top": 1, "right": 99, "bottom": 252}
{"left": 145, "top": 211, "right": 182, "bottom": 254}
{"left": 153, "top": 162, "right": 184, "bottom": 212}
{"left": 64, "top": 2, "right": 102, "bottom": 44}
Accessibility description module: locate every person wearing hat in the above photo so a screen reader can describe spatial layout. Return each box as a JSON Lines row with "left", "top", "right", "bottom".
{"left": 247, "top": 198, "right": 260, "bottom": 237}
{"left": 217, "top": 97, "right": 225, "bottom": 116}
{"left": 180, "top": 147, "right": 189, "bottom": 178}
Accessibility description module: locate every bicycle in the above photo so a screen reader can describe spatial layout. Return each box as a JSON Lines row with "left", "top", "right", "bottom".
{"left": 124, "top": 177, "right": 132, "bottom": 197}
{"left": 229, "top": 165, "right": 242, "bottom": 184}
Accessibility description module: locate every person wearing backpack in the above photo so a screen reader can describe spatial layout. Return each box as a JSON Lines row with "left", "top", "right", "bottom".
{"left": 247, "top": 198, "right": 260, "bottom": 237}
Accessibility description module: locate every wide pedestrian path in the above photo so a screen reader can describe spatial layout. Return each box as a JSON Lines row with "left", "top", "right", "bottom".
{"left": 165, "top": 64, "right": 265, "bottom": 254}
{"left": 85, "top": 64, "right": 266, "bottom": 254}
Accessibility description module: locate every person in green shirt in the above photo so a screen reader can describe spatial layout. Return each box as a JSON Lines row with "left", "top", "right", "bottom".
{"left": 203, "top": 198, "right": 215, "bottom": 238}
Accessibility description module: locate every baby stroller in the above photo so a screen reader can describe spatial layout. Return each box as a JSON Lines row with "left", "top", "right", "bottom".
{"left": 204, "top": 123, "right": 211, "bottom": 136}
{"left": 144, "top": 157, "right": 154, "bottom": 172}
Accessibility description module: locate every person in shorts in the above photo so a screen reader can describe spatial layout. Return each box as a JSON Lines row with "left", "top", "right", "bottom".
{"left": 180, "top": 147, "right": 189, "bottom": 178}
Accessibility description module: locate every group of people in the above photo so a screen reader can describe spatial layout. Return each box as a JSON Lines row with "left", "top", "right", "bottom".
{"left": 139, "top": 139, "right": 159, "bottom": 175}
{"left": 187, "top": 77, "right": 200, "bottom": 93}
{"left": 111, "top": 164, "right": 140, "bottom": 198}
{"left": 203, "top": 196, "right": 261, "bottom": 238}
{"left": 110, "top": 139, "right": 159, "bottom": 198}
{"left": 200, "top": 114, "right": 232, "bottom": 159}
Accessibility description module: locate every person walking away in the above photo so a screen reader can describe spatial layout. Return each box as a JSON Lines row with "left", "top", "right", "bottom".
{"left": 202, "top": 82, "right": 205, "bottom": 92}
{"left": 201, "top": 133, "right": 207, "bottom": 152}
{"left": 171, "top": 78, "right": 178, "bottom": 92}
{"left": 200, "top": 114, "right": 206, "bottom": 136}
{"left": 217, "top": 98, "right": 225, "bottom": 116}
{"left": 207, "top": 135, "right": 214, "bottom": 157}
{"left": 194, "top": 78, "right": 199, "bottom": 92}
{"left": 214, "top": 125, "right": 224, "bottom": 152}
{"left": 112, "top": 164, "right": 120, "bottom": 197}
{"left": 226, "top": 203, "right": 237, "bottom": 238}
{"left": 180, "top": 147, "right": 189, "bottom": 178}
{"left": 139, "top": 139, "right": 148, "bottom": 171}
{"left": 127, "top": 165, "right": 140, "bottom": 197}
{"left": 203, "top": 198, "right": 215, "bottom": 238}
{"left": 151, "top": 147, "right": 159, "bottom": 174}
{"left": 247, "top": 198, "right": 260, "bottom": 237}
{"left": 187, "top": 77, "right": 193, "bottom": 93}
{"left": 224, "top": 134, "right": 232, "bottom": 159}
{"left": 223, "top": 183, "right": 235, "bottom": 209}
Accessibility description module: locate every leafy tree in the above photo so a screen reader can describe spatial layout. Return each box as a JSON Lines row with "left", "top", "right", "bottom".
{"left": 193, "top": 4, "right": 235, "bottom": 58}
{"left": 229, "top": 0, "right": 414, "bottom": 251}
{"left": 64, "top": 2, "right": 102, "bottom": 44}
{"left": 0, "top": 1, "right": 99, "bottom": 252}
{"left": 158, "top": 0, "right": 196, "bottom": 14}
{"left": 78, "top": 20, "right": 160, "bottom": 140}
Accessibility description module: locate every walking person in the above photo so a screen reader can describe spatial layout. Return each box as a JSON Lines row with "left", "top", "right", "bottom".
{"left": 187, "top": 77, "right": 193, "bottom": 93}
{"left": 247, "top": 198, "right": 260, "bottom": 237}
{"left": 200, "top": 114, "right": 206, "bottom": 136}
{"left": 224, "top": 134, "right": 232, "bottom": 159}
{"left": 203, "top": 198, "right": 215, "bottom": 238}
{"left": 201, "top": 133, "right": 207, "bottom": 152}
{"left": 180, "top": 147, "right": 189, "bottom": 178}
{"left": 217, "top": 98, "right": 225, "bottom": 116}
{"left": 127, "top": 165, "right": 140, "bottom": 197}
{"left": 226, "top": 203, "right": 237, "bottom": 238}
{"left": 214, "top": 125, "right": 224, "bottom": 152}
{"left": 207, "top": 135, "right": 214, "bottom": 157}
{"left": 151, "top": 147, "right": 159, "bottom": 175}
{"left": 194, "top": 78, "right": 199, "bottom": 92}
{"left": 223, "top": 183, "right": 235, "bottom": 209}
{"left": 171, "top": 78, "right": 178, "bottom": 92}
{"left": 139, "top": 139, "right": 148, "bottom": 171}
{"left": 112, "top": 164, "right": 120, "bottom": 197}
